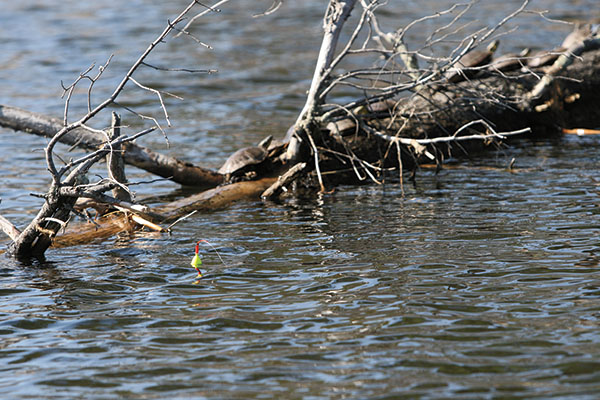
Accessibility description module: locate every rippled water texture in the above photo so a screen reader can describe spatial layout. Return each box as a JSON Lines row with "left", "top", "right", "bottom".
{"left": 2, "top": 1, "right": 600, "bottom": 399}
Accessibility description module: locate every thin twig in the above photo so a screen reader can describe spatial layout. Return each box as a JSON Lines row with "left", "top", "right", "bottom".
{"left": 141, "top": 61, "right": 217, "bottom": 73}
{"left": 166, "top": 210, "right": 198, "bottom": 231}
{"left": 174, "top": 0, "right": 230, "bottom": 38}
{"left": 129, "top": 77, "right": 183, "bottom": 127}
{"left": 253, "top": 0, "right": 283, "bottom": 18}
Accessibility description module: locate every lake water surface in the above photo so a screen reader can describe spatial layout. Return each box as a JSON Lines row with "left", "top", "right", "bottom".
{"left": 2, "top": 1, "right": 600, "bottom": 398}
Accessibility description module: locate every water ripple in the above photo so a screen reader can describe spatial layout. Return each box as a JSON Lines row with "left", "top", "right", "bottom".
{"left": 2, "top": 1, "right": 600, "bottom": 399}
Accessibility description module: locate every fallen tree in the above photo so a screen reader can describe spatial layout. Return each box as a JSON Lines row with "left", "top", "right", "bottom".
{"left": 0, "top": 105, "right": 223, "bottom": 188}
{"left": 1, "top": 0, "right": 599, "bottom": 258}
{"left": 281, "top": 0, "right": 600, "bottom": 190}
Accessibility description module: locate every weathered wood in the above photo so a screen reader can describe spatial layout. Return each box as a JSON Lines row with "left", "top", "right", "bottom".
{"left": 8, "top": 190, "right": 78, "bottom": 256}
{"left": 322, "top": 47, "right": 600, "bottom": 171}
{"left": 262, "top": 162, "right": 308, "bottom": 199}
{"left": 525, "top": 37, "right": 600, "bottom": 105}
{"left": 285, "top": 0, "right": 357, "bottom": 162}
{"left": 107, "top": 112, "right": 131, "bottom": 202}
{"left": 6, "top": 126, "right": 161, "bottom": 256}
{"left": 158, "top": 178, "right": 277, "bottom": 221}
{"left": 0, "top": 105, "right": 224, "bottom": 187}
{"left": 2, "top": 6, "right": 598, "bottom": 255}
{"left": 0, "top": 214, "right": 21, "bottom": 242}
{"left": 46, "top": 178, "right": 277, "bottom": 248}
{"left": 51, "top": 213, "right": 136, "bottom": 248}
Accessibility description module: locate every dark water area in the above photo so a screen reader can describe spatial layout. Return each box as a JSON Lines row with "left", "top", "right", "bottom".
{"left": 2, "top": 1, "right": 600, "bottom": 399}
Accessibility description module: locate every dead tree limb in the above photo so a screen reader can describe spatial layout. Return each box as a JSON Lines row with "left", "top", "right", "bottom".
{"left": 261, "top": 163, "right": 308, "bottom": 199}
{"left": 8, "top": 128, "right": 155, "bottom": 256}
{"left": 3, "top": 1, "right": 599, "bottom": 254}
{"left": 524, "top": 36, "right": 600, "bottom": 107}
{"left": 0, "top": 105, "right": 223, "bottom": 187}
{"left": 107, "top": 112, "right": 132, "bottom": 202}
{"left": 276, "top": 0, "right": 600, "bottom": 194}
{"left": 285, "top": 0, "right": 357, "bottom": 162}
{"left": 45, "top": 178, "right": 277, "bottom": 249}
{"left": 0, "top": 214, "right": 21, "bottom": 242}
{"left": 3, "top": 0, "right": 222, "bottom": 257}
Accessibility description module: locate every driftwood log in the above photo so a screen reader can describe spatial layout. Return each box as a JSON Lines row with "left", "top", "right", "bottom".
{"left": 3, "top": 47, "right": 600, "bottom": 254}
{"left": 1, "top": 0, "right": 599, "bottom": 256}
{"left": 4, "top": 46, "right": 599, "bottom": 253}
{"left": 0, "top": 105, "right": 223, "bottom": 188}
{"left": 48, "top": 178, "right": 277, "bottom": 249}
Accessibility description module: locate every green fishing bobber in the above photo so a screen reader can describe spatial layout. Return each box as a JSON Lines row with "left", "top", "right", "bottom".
{"left": 191, "top": 241, "right": 203, "bottom": 278}
{"left": 190, "top": 253, "right": 202, "bottom": 269}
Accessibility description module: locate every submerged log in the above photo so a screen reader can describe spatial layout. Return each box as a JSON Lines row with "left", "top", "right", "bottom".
{"left": 48, "top": 178, "right": 277, "bottom": 248}
{"left": 158, "top": 178, "right": 276, "bottom": 220}
{"left": 0, "top": 105, "right": 224, "bottom": 188}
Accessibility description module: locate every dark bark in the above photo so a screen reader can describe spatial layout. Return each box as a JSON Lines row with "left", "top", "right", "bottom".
{"left": 7, "top": 188, "right": 77, "bottom": 256}
{"left": 107, "top": 112, "right": 131, "bottom": 202}
{"left": 0, "top": 105, "right": 224, "bottom": 187}
{"left": 316, "top": 47, "right": 600, "bottom": 178}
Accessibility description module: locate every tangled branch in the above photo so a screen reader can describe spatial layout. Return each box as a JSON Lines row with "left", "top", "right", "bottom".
{"left": 3, "top": 0, "right": 224, "bottom": 257}
{"left": 281, "top": 0, "right": 592, "bottom": 192}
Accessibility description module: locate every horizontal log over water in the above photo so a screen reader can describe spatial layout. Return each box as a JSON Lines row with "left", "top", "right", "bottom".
{"left": 47, "top": 178, "right": 277, "bottom": 248}
{"left": 0, "top": 105, "right": 224, "bottom": 187}
{"left": 158, "top": 177, "right": 277, "bottom": 221}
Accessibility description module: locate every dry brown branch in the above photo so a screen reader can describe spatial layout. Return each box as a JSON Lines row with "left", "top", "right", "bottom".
{"left": 158, "top": 178, "right": 277, "bottom": 221}
{"left": 43, "top": 178, "right": 276, "bottom": 249}
{"left": 130, "top": 215, "right": 166, "bottom": 232}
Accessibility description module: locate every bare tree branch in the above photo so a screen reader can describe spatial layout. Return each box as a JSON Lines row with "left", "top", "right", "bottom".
{"left": 7, "top": 0, "right": 221, "bottom": 257}
{"left": 285, "top": 0, "right": 357, "bottom": 162}
{"left": 0, "top": 214, "right": 21, "bottom": 242}
{"left": 141, "top": 61, "right": 217, "bottom": 74}
{"left": 174, "top": 0, "right": 230, "bottom": 38}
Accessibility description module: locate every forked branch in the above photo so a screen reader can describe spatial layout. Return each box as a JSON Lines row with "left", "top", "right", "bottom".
{"left": 4, "top": 0, "right": 223, "bottom": 257}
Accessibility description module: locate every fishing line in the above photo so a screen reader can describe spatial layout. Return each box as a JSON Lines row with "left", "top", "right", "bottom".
{"left": 190, "top": 239, "right": 228, "bottom": 280}
{"left": 196, "top": 239, "right": 228, "bottom": 267}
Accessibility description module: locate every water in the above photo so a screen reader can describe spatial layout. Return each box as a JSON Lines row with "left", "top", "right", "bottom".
{"left": 2, "top": 1, "right": 600, "bottom": 398}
